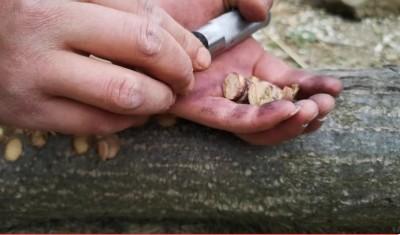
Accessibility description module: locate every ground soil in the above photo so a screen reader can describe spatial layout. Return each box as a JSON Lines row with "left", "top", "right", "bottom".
{"left": 255, "top": 0, "right": 400, "bottom": 69}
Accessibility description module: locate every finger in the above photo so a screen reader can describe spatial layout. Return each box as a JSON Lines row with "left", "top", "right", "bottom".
{"left": 42, "top": 51, "right": 175, "bottom": 116}
{"left": 309, "top": 94, "right": 336, "bottom": 119}
{"left": 303, "top": 120, "right": 323, "bottom": 135}
{"left": 253, "top": 53, "right": 343, "bottom": 98}
{"left": 237, "top": 0, "right": 273, "bottom": 21}
{"left": 281, "top": 70, "right": 343, "bottom": 98}
{"left": 86, "top": 0, "right": 212, "bottom": 71}
{"left": 238, "top": 100, "right": 319, "bottom": 145}
{"left": 172, "top": 97, "right": 300, "bottom": 134}
{"left": 63, "top": 2, "right": 194, "bottom": 94}
{"left": 304, "top": 94, "right": 336, "bottom": 134}
{"left": 40, "top": 98, "right": 147, "bottom": 135}
{"left": 297, "top": 73, "right": 343, "bottom": 99}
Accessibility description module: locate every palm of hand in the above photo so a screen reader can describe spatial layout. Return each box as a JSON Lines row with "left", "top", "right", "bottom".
{"left": 171, "top": 38, "right": 342, "bottom": 145}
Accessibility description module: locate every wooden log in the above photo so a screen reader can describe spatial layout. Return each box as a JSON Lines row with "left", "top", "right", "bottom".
{"left": 1, "top": 66, "right": 400, "bottom": 232}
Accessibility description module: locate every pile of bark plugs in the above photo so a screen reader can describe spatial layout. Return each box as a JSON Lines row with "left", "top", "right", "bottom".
{"left": 73, "top": 134, "right": 121, "bottom": 161}
{"left": 223, "top": 73, "right": 300, "bottom": 106}
{"left": 1, "top": 114, "right": 179, "bottom": 163}
{"left": 1, "top": 126, "right": 122, "bottom": 162}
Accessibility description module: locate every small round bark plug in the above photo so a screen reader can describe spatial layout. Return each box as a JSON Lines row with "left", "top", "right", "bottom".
{"left": 223, "top": 73, "right": 249, "bottom": 102}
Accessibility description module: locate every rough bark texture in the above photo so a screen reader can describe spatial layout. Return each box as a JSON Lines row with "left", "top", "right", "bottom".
{"left": 1, "top": 66, "right": 400, "bottom": 233}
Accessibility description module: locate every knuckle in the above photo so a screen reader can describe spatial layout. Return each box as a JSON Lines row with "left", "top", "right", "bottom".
{"left": 16, "top": 0, "right": 64, "bottom": 31}
{"left": 135, "top": 20, "right": 163, "bottom": 58}
{"left": 137, "top": 0, "right": 163, "bottom": 24}
{"left": 180, "top": 31, "right": 192, "bottom": 51}
{"left": 32, "top": 51, "right": 60, "bottom": 88}
{"left": 137, "top": 0, "right": 155, "bottom": 17}
{"left": 103, "top": 74, "right": 142, "bottom": 111}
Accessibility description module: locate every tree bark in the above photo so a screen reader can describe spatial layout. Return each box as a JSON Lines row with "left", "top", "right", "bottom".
{"left": 1, "top": 66, "right": 400, "bottom": 233}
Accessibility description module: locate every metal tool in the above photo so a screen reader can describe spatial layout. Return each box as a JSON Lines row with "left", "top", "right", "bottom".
{"left": 193, "top": 10, "right": 271, "bottom": 56}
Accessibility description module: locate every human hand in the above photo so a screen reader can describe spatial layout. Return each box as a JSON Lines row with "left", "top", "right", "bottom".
{"left": 157, "top": 0, "right": 273, "bottom": 29}
{"left": 0, "top": 0, "right": 210, "bottom": 134}
{"left": 155, "top": 0, "right": 342, "bottom": 145}
{"left": 171, "top": 38, "right": 343, "bottom": 145}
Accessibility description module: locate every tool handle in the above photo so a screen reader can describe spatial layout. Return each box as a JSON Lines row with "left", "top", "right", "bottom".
{"left": 193, "top": 11, "right": 271, "bottom": 55}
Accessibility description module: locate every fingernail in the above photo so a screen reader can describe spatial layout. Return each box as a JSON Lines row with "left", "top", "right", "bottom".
{"left": 112, "top": 83, "right": 145, "bottom": 109}
{"left": 195, "top": 47, "right": 212, "bottom": 70}
{"left": 124, "top": 93, "right": 144, "bottom": 110}
{"left": 289, "top": 105, "right": 301, "bottom": 117}
{"left": 302, "top": 124, "right": 309, "bottom": 129}
{"left": 311, "top": 111, "right": 319, "bottom": 120}
{"left": 318, "top": 117, "right": 328, "bottom": 123}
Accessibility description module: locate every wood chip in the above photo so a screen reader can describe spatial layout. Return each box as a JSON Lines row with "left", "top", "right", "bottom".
{"left": 223, "top": 73, "right": 248, "bottom": 102}
{"left": 248, "top": 77, "right": 283, "bottom": 106}
{"left": 223, "top": 74, "right": 300, "bottom": 106}
{"left": 4, "top": 138, "right": 23, "bottom": 162}
{"left": 97, "top": 135, "right": 120, "bottom": 161}
{"left": 73, "top": 136, "right": 90, "bottom": 155}
{"left": 282, "top": 84, "right": 300, "bottom": 101}
{"left": 31, "top": 131, "right": 47, "bottom": 148}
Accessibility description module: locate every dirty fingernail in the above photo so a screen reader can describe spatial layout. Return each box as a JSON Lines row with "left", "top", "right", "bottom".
{"left": 318, "top": 116, "right": 328, "bottom": 122}
{"left": 119, "top": 92, "right": 144, "bottom": 110}
{"left": 289, "top": 105, "right": 301, "bottom": 117}
{"left": 130, "top": 95, "right": 144, "bottom": 109}
{"left": 311, "top": 111, "right": 319, "bottom": 120}
{"left": 195, "top": 47, "right": 212, "bottom": 70}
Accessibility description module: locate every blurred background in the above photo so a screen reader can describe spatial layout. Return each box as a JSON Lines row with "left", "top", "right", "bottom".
{"left": 255, "top": 0, "right": 400, "bottom": 69}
